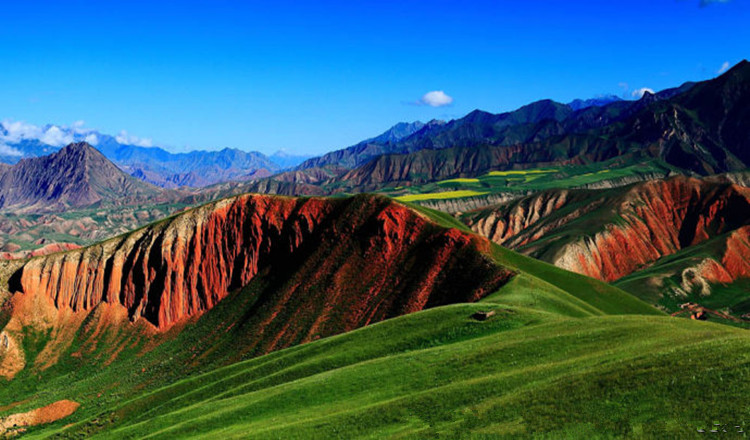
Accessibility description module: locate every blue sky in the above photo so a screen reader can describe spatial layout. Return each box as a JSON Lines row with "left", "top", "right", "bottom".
{"left": 0, "top": 0, "right": 747, "bottom": 155}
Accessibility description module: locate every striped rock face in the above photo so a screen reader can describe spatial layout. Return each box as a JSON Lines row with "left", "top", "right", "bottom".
{"left": 466, "top": 176, "right": 750, "bottom": 282}
{"left": 0, "top": 193, "right": 511, "bottom": 378}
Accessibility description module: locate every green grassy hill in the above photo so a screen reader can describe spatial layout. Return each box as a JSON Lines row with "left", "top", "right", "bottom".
{"left": 29, "top": 278, "right": 747, "bottom": 439}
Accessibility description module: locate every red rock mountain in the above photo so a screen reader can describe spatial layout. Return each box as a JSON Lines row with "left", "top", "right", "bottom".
{"left": 0, "top": 193, "right": 510, "bottom": 377}
{"left": 465, "top": 176, "right": 750, "bottom": 282}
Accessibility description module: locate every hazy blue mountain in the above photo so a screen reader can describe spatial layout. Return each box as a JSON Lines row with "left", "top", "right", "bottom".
{"left": 364, "top": 121, "right": 427, "bottom": 144}
{"left": 297, "top": 121, "right": 435, "bottom": 170}
{"left": 297, "top": 99, "right": 580, "bottom": 171}
{"left": 568, "top": 95, "right": 623, "bottom": 111}
{"left": 269, "top": 151, "right": 315, "bottom": 169}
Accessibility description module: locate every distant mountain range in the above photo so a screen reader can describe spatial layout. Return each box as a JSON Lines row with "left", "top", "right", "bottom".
{"left": 293, "top": 84, "right": 696, "bottom": 176}
{"left": 297, "top": 120, "right": 435, "bottom": 170}
{"left": 567, "top": 94, "right": 623, "bottom": 111}
{"left": 0, "top": 125, "right": 312, "bottom": 188}
{"left": 312, "top": 61, "right": 746, "bottom": 188}
{"left": 0, "top": 80, "right": 701, "bottom": 191}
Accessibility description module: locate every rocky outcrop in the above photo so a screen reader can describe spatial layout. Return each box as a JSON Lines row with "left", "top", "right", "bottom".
{"left": 658, "top": 226, "right": 750, "bottom": 299}
{"left": 554, "top": 179, "right": 750, "bottom": 281}
{"left": 704, "top": 226, "right": 750, "bottom": 283}
{"left": 6, "top": 194, "right": 510, "bottom": 331}
{"left": 413, "top": 192, "right": 525, "bottom": 214}
{"left": 466, "top": 176, "right": 750, "bottom": 282}
{"left": 467, "top": 189, "right": 602, "bottom": 248}
{"left": 0, "top": 399, "right": 80, "bottom": 436}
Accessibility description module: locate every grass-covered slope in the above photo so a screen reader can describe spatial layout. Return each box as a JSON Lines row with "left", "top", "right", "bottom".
{"left": 37, "top": 296, "right": 748, "bottom": 439}
{"left": 406, "top": 201, "right": 660, "bottom": 317}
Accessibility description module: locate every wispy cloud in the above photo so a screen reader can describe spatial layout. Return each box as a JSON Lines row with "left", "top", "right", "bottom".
{"left": 0, "top": 143, "right": 23, "bottom": 157}
{"left": 717, "top": 61, "right": 731, "bottom": 74}
{"left": 0, "top": 119, "right": 159, "bottom": 150}
{"left": 0, "top": 119, "right": 100, "bottom": 148}
{"left": 617, "top": 82, "right": 630, "bottom": 98}
{"left": 1, "top": 120, "right": 44, "bottom": 143}
{"left": 631, "top": 87, "right": 655, "bottom": 98}
{"left": 39, "top": 125, "right": 75, "bottom": 146}
{"left": 419, "top": 90, "right": 454, "bottom": 107}
{"left": 72, "top": 120, "right": 90, "bottom": 134}
{"left": 1, "top": 121, "right": 76, "bottom": 147}
{"left": 116, "top": 130, "right": 153, "bottom": 147}
{"left": 84, "top": 133, "right": 99, "bottom": 145}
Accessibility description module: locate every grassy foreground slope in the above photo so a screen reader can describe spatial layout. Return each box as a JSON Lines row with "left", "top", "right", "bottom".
{"left": 42, "top": 291, "right": 747, "bottom": 439}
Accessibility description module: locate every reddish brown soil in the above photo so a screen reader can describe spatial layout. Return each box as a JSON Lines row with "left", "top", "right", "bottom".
{"left": 0, "top": 400, "right": 79, "bottom": 434}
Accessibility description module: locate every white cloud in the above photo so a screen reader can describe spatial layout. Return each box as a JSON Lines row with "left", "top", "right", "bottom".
{"left": 0, "top": 119, "right": 155, "bottom": 150}
{"left": 420, "top": 90, "right": 454, "bottom": 107}
{"left": 84, "top": 133, "right": 99, "bottom": 145}
{"left": 116, "top": 130, "right": 153, "bottom": 147}
{"left": 72, "top": 120, "right": 88, "bottom": 134}
{"left": 0, "top": 143, "right": 23, "bottom": 157}
{"left": 0, "top": 120, "right": 75, "bottom": 146}
{"left": 1, "top": 120, "right": 44, "bottom": 143}
{"left": 717, "top": 61, "right": 731, "bottom": 74}
{"left": 39, "top": 125, "right": 75, "bottom": 147}
{"left": 631, "top": 87, "right": 655, "bottom": 98}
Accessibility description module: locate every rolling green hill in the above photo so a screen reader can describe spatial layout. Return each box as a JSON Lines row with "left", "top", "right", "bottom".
{"left": 62, "top": 312, "right": 747, "bottom": 439}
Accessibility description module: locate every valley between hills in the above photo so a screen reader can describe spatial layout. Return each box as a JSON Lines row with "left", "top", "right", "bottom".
{"left": 0, "top": 61, "right": 749, "bottom": 437}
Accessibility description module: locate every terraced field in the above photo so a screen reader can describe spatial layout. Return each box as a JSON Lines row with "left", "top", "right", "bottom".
{"left": 379, "top": 159, "right": 673, "bottom": 207}
{"left": 394, "top": 190, "right": 488, "bottom": 202}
